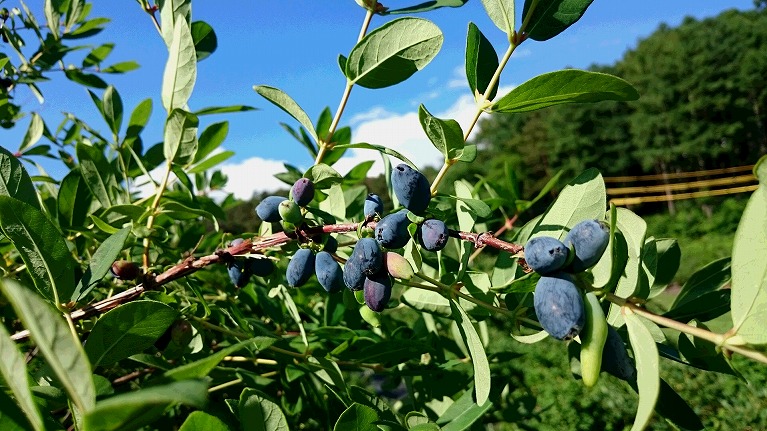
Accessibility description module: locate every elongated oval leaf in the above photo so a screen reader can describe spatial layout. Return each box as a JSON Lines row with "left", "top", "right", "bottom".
{"left": 0, "top": 279, "right": 95, "bottom": 412}
{"left": 0, "top": 145, "right": 40, "bottom": 210}
{"left": 191, "top": 20, "right": 217, "bottom": 61}
{"left": 165, "top": 337, "right": 276, "bottom": 381}
{"left": 449, "top": 298, "right": 491, "bottom": 405}
{"left": 239, "top": 388, "right": 290, "bottom": 431}
{"left": 480, "top": 0, "right": 515, "bottom": 36}
{"left": 159, "top": 0, "right": 191, "bottom": 48}
{"left": 194, "top": 121, "right": 228, "bottom": 163}
{"left": 521, "top": 0, "right": 594, "bottom": 41}
{"left": 385, "top": 0, "right": 469, "bottom": 15}
{"left": 18, "top": 113, "right": 44, "bottom": 153}
{"left": 254, "top": 85, "right": 318, "bottom": 145}
{"left": 84, "top": 300, "right": 178, "bottom": 367}
{"left": 58, "top": 168, "right": 92, "bottom": 228}
{"left": 624, "top": 310, "right": 659, "bottom": 431}
{"left": 465, "top": 22, "right": 499, "bottom": 100}
{"left": 0, "top": 196, "right": 76, "bottom": 303}
{"left": 419, "top": 104, "right": 465, "bottom": 162}
{"left": 102, "top": 85, "right": 123, "bottom": 136}
{"left": 82, "top": 379, "right": 207, "bottom": 431}
{"left": 334, "top": 403, "right": 379, "bottom": 431}
{"left": 731, "top": 185, "right": 767, "bottom": 344}
{"left": 76, "top": 142, "right": 114, "bottom": 208}
{"left": 72, "top": 226, "right": 131, "bottom": 302}
{"left": 607, "top": 208, "right": 647, "bottom": 326}
{"left": 345, "top": 17, "right": 443, "bottom": 89}
{"left": 163, "top": 108, "right": 199, "bottom": 164}
{"left": 162, "top": 19, "right": 197, "bottom": 112}
{"left": 0, "top": 318, "right": 44, "bottom": 431}
{"left": 332, "top": 142, "right": 417, "bottom": 168}
{"left": 491, "top": 69, "right": 639, "bottom": 114}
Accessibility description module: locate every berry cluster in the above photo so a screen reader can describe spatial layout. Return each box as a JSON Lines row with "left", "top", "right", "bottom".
{"left": 251, "top": 164, "right": 452, "bottom": 314}
{"left": 525, "top": 219, "right": 610, "bottom": 340}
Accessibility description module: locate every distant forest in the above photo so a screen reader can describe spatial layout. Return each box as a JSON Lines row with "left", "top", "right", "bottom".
{"left": 446, "top": 7, "right": 767, "bottom": 195}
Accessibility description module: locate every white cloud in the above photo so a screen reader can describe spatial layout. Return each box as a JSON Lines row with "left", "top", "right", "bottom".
{"left": 219, "top": 156, "right": 287, "bottom": 199}
{"left": 447, "top": 65, "right": 467, "bottom": 89}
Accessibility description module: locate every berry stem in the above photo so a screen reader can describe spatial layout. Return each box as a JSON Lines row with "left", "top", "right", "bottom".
{"left": 314, "top": 8, "right": 375, "bottom": 166}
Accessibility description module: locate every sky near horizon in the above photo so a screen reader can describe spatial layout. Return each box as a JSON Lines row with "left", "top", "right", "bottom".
{"left": 6, "top": 0, "right": 757, "bottom": 200}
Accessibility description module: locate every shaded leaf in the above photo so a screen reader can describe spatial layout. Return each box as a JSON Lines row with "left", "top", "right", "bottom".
{"left": 72, "top": 226, "right": 131, "bottom": 302}
{"left": 0, "top": 145, "right": 40, "bottom": 210}
{"left": 465, "top": 22, "right": 499, "bottom": 100}
{"left": 0, "top": 319, "right": 44, "bottom": 431}
{"left": 521, "top": 0, "right": 594, "bottom": 41}
{"left": 449, "top": 298, "right": 491, "bottom": 405}
{"left": 239, "top": 388, "right": 289, "bottom": 431}
{"left": 191, "top": 20, "right": 217, "bottom": 61}
{"left": 625, "top": 310, "right": 660, "bottom": 431}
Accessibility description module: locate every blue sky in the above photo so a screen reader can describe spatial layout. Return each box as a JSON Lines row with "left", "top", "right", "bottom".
{"left": 8, "top": 0, "right": 757, "bottom": 199}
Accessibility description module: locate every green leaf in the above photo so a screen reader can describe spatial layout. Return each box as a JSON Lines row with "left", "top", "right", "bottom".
{"left": 385, "top": 0, "right": 469, "bottom": 14}
{"left": 345, "top": 17, "right": 443, "bottom": 89}
{"left": 454, "top": 180, "right": 477, "bottom": 232}
{"left": 254, "top": 85, "right": 318, "bottom": 144}
{"left": 334, "top": 403, "right": 379, "bottom": 431}
{"left": 57, "top": 169, "right": 92, "bottom": 228}
{"left": 438, "top": 386, "right": 492, "bottom": 431}
{"left": 305, "top": 163, "right": 342, "bottom": 189}
{"left": 671, "top": 257, "right": 731, "bottom": 310}
{"left": 239, "top": 388, "right": 289, "bottom": 431}
{"left": 731, "top": 185, "right": 767, "bottom": 344}
{"left": 82, "top": 379, "right": 207, "bottom": 431}
{"left": 607, "top": 208, "right": 647, "bottom": 325}
{"left": 625, "top": 311, "right": 660, "bottom": 431}
{"left": 163, "top": 108, "right": 199, "bottom": 164}
{"left": 194, "top": 105, "right": 257, "bottom": 116}
{"left": 521, "top": 0, "right": 594, "bottom": 41}
{"left": 72, "top": 226, "right": 130, "bottom": 302}
{"left": 449, "top": 298, "right": 491, "bottom": 405}
{"left": 127, "top": 98, "right": 153, "bottom": 137}
{"left": 64, "top": 69, "right": 108, "bottom": 88}
{"left": 82, "top": 43, "right": 114, "bottom": 67}
{"left": 179, "top": 411, "right": 229, "bottom": 431}
{"left": 165, "top": 337, "right": 276, "bottom": 381}
{"left": 0, "top": 196, "right": 76, "bottom": 303}
{"left": 332, "top": 142, "right": 417, "bottom": 168}
{"left": 194, "top": 121, "right": 228, "bottom": 163}
{"left": 418, "top": 104, "right": 465, "bottom": 162}
{"left": 188, "top": 150, "right": 234, "bottom": 174}
{"left": 102, "top": 61, "right": 140, "bottom": 73}
{"left": 76, "top": 142, "right": 115, "bottom": 208}
{"left": 0, "top": 390, "right": 33, "bottom": 431}
{"left": 190, "top": 20, "right": 217, "bottom": 61}
{"left": 102, "top": 85, "right": 123, "bottom": 137}
{"left": 490, "top": 70, "right": 639, "bottom": 114}
{"left": 162, "top": 19, "right": 197, "bottom": 112}
{"left": 0, "top": 316, "right": 45, "bottom": 431}
{"left": 0, "top": 145, "right": 40, "bottom": 210}
{"left": 465, "top": 22, "right": 499, "bottom": 100}
{"left": 0, "top": 279, "right": 95, "bottom": 412}
{"left": 652, "top": 239, "right": 680, "bottom": 288}
{"left": 84, "top": 300, "right": 178, "bottom": 367}
{"left": 65, "top": 17, "right": 110, "bottom": 39}
{"left": 480, "top": 0, "right": 515, "bottom": 36}
{"left": 653, "top": 379, "right": 704, "bottom": 431}
{"left": 159, "top": 0, "right": 191, "bottom": 47}
{"left": 18, "top": 113, "right": 44, "bottom": 153}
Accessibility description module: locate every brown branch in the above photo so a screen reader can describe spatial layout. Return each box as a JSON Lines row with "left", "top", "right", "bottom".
{"left": 11, "top": 221, "right": 522, "bottom": 342}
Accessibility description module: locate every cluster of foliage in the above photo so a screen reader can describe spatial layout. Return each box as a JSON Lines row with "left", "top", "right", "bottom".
{"left": 452, "top": 7, "right": 767, "bottom": 194}
{"left": 0, "top": 1, "right": 766, "bottom": 431}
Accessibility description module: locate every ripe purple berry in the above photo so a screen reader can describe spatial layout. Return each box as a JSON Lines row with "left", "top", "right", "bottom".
{"left": 256, "top": 196, "right": 287, "bottom": 222}
{"left": 534, "top": 272, "right": 585, "bottom": 340}
{"left": 315, "top": 251, "right": 344, "bottom": 293}
{"left": 364, "top": 269, "right": 393, "bottom": 312}
{"left": 375, "top": 210, "right": 411, "bottom": 249}
{"left": 564, "top": 219, "right": 610, "bottom": 272}
{"left": 286, "top": 248, "right": 315, "bottom": 287}
{"left": 291, "top": 178, "right": 315, "bottom": 207}
{"left": 364, "top": 193, "right": 384, "bottom": 219}
{"left": 524, "top": 236, "right": 569, "bottom": 275}
{"left": 418, "top": 219, "right": 449, "bottom": 252}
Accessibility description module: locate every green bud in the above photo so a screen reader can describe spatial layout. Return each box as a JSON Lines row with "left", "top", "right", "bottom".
{"left": 360, "top": 305, "right": 382, "bottom": 327}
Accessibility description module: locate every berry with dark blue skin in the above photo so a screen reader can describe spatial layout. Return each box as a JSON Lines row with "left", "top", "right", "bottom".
{"left": 524, "top": 236, "right": 569, "bottom": 274}
{"left": 291, "top": 178, "right": 315, "bottom": 207}
{"left": 230, "top": 238, "right": 245, "bottom": 247}
{"left": 256, "top": 196, "right": 287, "bottom": 222}
{"left": 286, "top": 248, "right": 315, "bottom": 287}
{"left": 564, "top": 219, "right": 610, "bottom": 272}
{"left": 364, "top": 269, "right": 393, "bottom": 312}
{"left": 228, "top": 260, "right": 251, "bottom": 288}
{"left": 534, "top": 272, "right": 585, "bottom": 340}
{"left": 375, "top": 210, "right": 411, "bottom": 249}
{"left": 248, "top": 257, "right": 275, "bottom": 277}
{"left": 418, "top": 219, "right": 449, "bottom": 251}
{"left": 391, "top": 164, "right": 431, "bottom": 215}
{"left": 343, "top": 237, "right": 383, "bottom": 290}
{"left": 315, "top": 251, "right": 344, "bottom": 293}
{"left": 323, "top": 235, "right": 338, "bottom": 253}
{"left": 364, "top": 193, "right": 384, "bottom": 219}
{"left": 601, "top": 326, "right": 637, "bottom": 381}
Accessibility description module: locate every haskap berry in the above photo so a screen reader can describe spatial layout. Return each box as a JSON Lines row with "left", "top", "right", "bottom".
{"left": 391, "top": 164, "right": 431, "bottom": 215}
